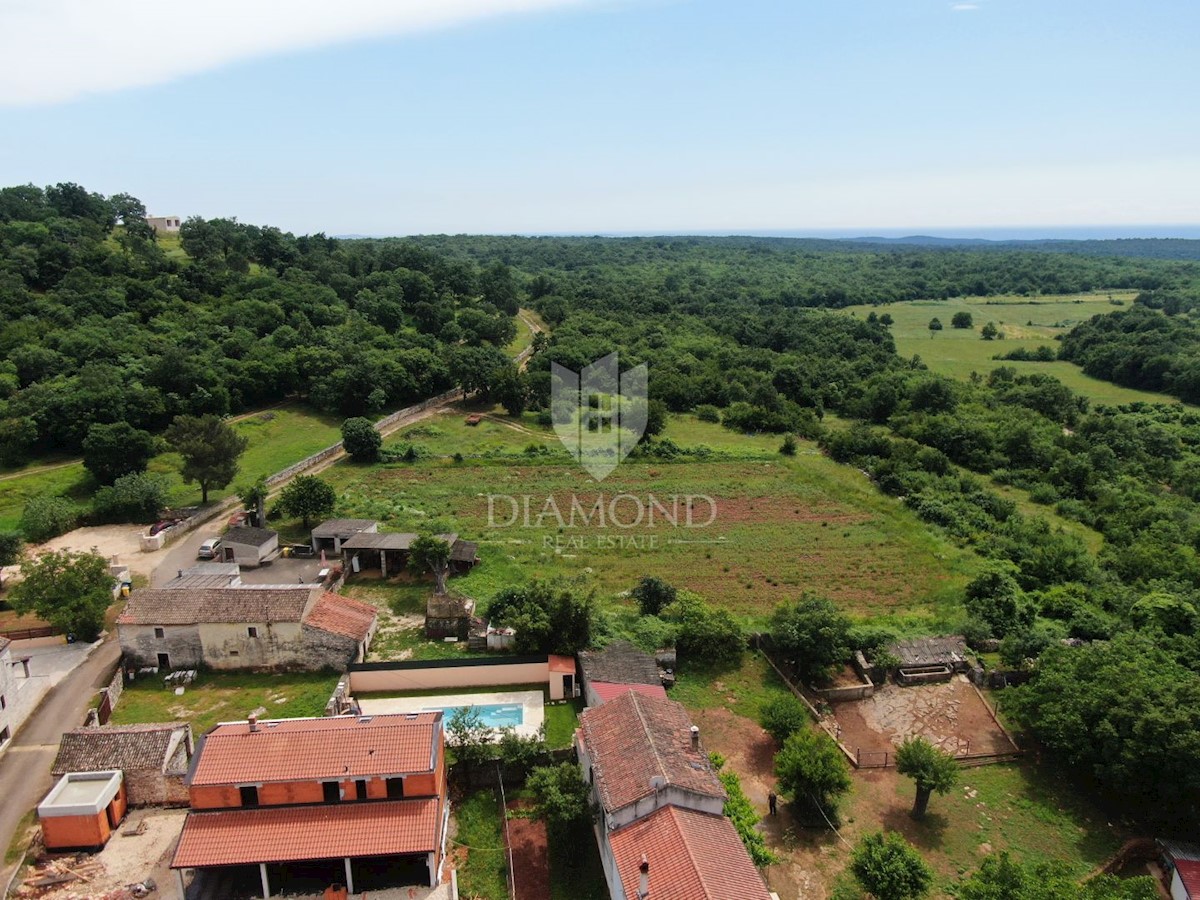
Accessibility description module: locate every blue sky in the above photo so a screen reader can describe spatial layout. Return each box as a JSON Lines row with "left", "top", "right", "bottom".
{"left": 0, "top": 0, "right": 1197, "bottom": 236}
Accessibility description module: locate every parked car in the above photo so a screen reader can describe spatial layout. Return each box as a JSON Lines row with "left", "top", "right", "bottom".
{"left": 197, "top": 538, "right": 222, "bottom": 560}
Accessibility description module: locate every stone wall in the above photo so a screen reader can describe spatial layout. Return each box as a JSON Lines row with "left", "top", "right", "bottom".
{"left": 0, "top": 644, "right": 14, "bottom": 746}
{"left": 121, "top": 621, "right": 354, "bottom": 672}
{"left": 300, "top": 624, "right": 362, "bottom": 672}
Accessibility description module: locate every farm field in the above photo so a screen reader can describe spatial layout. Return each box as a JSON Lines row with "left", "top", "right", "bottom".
{"left": 326, "top": 410, "right": 980, "bottom": 627}
{"left": 843, "top": 292, "right": 1183, "bottom": 406}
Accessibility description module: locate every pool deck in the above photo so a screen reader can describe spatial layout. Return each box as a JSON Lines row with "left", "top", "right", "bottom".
{"left": 357, "top": 690, "right": 545, "bottom": 740}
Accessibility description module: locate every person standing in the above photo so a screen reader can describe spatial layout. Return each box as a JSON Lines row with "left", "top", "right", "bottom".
{"left": 768, "top": 791, "right": 777, "bottom": 816}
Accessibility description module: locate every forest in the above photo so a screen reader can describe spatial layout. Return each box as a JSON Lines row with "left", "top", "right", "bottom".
{"left": 8, "top": 184, "right": 1200, "bottom": 804}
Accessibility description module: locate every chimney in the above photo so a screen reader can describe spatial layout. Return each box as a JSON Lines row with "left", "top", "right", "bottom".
{"left": 637, "top": 854, "right": 650, "bottom": 899}
{"left": 690, "top": 725, "right": 699, "bottom": 752}
{"left": 248, "top": 715, "right": 258, "bottom": 733}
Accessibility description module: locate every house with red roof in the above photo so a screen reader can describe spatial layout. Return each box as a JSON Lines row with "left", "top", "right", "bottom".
{"left": 171, "top": 711, "right": 448, "bottom": 898}
{"left": 118, "top": 586, "right": 377, "bottom": 672}
{"left": 578, "top": 640, "right": 668, "bottom": 707}
{"left": 576, "top": 691, "right": 772, "bottom": 900}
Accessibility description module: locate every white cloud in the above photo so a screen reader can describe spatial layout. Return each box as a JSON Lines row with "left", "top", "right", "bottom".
{"left": 0, "top": 0, "right": 593, "bottom": 107}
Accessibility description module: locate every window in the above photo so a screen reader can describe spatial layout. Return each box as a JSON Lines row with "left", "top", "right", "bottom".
{"left": 0, "top": 694, "right": 5, "bottom": 710}
{"left": 386, "top": 777, "right": 404, "bottom": 799}
{"left": 0, "top": 727, "right": 9, "bottom": 745}
{"left": 323, "top": 782, "right": 340, "bottom": 803}
{"left": 229, "top": 650, "right": 239, "bottom": 657}
{"left": 248, "top": 627, "right": 259, "bottom": 638}
{"left": 239, "top": 786, "right": 259, "bottom": 807}
{"left": 153, "top": 627, "right": 165, "bottom": 639}
{"left": 355, "top": 780, "right": 368, "bottom": 800}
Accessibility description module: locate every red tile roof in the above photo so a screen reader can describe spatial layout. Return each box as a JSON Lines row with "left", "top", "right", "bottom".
{"left": 609, "top": 805, "right": 771, "bottom": 900}
{"left": 1178, "top": 860, "right": 1200, "bottom": 898}
{"left": 171, "top": 798, "right": 440, "bottom": 868}
{"left": 303, "top": 592, "right": 377, "bottom": 641}
{"left": 591, "top": 682, "right": 669, "bottom": 704}
{"left": 578, "top": 692, "right": 723, "bottom": 814}
{"left": 548, "top": 654, "right": 576, "bottom": 673}
{"left": 189, "top": 714, "right": 441, "bottom": 786}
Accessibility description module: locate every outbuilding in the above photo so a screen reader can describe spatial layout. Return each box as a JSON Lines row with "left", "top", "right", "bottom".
{"left": 219, "top": 527, "right": 279, "bottom": 568}
{"left": 311, "top": 519, "right": 379, "bottom": 555}
{"left": 38, "top": 770, "right": 127, "bottom": 851}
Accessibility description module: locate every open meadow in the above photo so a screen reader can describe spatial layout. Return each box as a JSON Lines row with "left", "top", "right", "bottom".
{"left": 323, "top": 409, "right": 979, "bottom": 629}
{"left": 842, "top": 291, "right": 1183, "bottom": 406}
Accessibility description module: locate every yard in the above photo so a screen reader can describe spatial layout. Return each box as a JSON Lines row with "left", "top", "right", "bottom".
{"left": 841, "top": 291, "right": 1179, "bottom": 407}
{"left": 108, "top": 670, "right": 339, "bottom": 734}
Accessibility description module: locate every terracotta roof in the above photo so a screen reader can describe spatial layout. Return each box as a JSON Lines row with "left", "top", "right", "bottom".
{"left": 578, "top": 692, "right": 723, "bottom": 814}
{"left": 609, "top": 805, "right": 771, "bottom": 900}
{"left": 1178, "top": 860, "right": 1200, "bottom": 898}
{"left": 52, "top": 724, "right": 191, "bottom": 775}
{"left": 223, "top": 526, "right": 277, "bottom": 547}
{"left": 312, "top": 519, "right": 378, "bottom": 537}
{"left": 189, "top": 713, "right": 441, "bottom": 786}
{"left": 579, "top": 641, "right": 662, "bottom": 686}
{"left": 171, "top": 798, "right": 440, "bottom": 868}
{"left": 548, "top": 654, "right": 576, "bottom": 674}
{"left": 304, "top": 592, "right": 377, "bottom": 641}
{"left": 591, "top": 682, "right": 669, "bottom": 704}
{"left": 117, "top": 586, "right": 318, "bottom": 626}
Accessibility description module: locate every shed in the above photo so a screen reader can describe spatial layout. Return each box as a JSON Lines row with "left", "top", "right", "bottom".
{"left": 311, "top": 519, "right": 379, "bottom": 555}
{"left": 52, "top": 724, "right": 194, "bottom": 807}
{"left": 425, "top": 594, "right": 476, "bottom": 640}
{"left": 220, "top": 527, "right": 279, "bottom": 568}
{"left": 342, "top": 532, "right": 418, "bottom": 577}
{"left": 38, "top": 770, "right": 127, "bottom": 851}
{"left": 1160, "top": 840, "right": 1200, "bottom": 900}
{"left": 449, "top": 539, "right": 480, "bottom": 574}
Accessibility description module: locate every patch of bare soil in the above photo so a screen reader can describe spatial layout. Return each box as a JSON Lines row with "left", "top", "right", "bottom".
{"left": 505, "top": 801, "right": 549, "bottom": 900}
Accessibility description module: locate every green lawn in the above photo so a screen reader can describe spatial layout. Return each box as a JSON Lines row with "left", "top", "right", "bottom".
{"left": 109, "top": 670, "right": 338, "bottom": 735}
{"left": 544, "top": 700, "right": 581, "bottom": 749}
{"left": 843, "top": 292, "right": 1183, "bottom": 406}
{"left": 329, "top": 411, "right": 979, "bottom": 628}
{"left": 452, "top": 789, "right": 510, "bottom": 900}
{"left": 0, "top": 460, "right": 91, "bottom": 532}
{"left": 506, "top": 307, "right": 547, "bottom": 357}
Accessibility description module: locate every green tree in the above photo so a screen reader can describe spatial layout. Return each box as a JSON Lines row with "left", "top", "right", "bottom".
{"left": 951, "top": 311, "right": 974, "bottom": 329}
{"left": 780, "top": 433, "right": 798, "bottom": 456}
{"left": 964, "top": 563, "right": 1033, "bottom": 638}
{"left": 10, "top": 550, "right": 112, "bottom": 641}
{"left": 491, "top": 364, "right": 528, "bottom": 416}
{"left": 982, "top": 321, "right": 1000, "bottom": 340}
{"left": 277, "top": 475, "right": 336, "bottom": 530}
{"left": 773, "top": 728, "right": 851, "bottom": 822}
{"left": 341, "top": 417, "right": 381, "bottom": 462}
{"left": 760, "top": 694, "right": 810, "bottom": 745}
{"left": 851, "top": 831, "right": 933, "bottom": 900}
{"left": 770, "top": 596, "right": 852, "bottom": 683}
{"left": 447, "top": 706, "right": 493, "bottom": 770}
{"left": 20, "top": 495, "right": 77, "bottom": 543}
{"left": 237, "top": 478, "right": 268, "bottom": 528}
{"left": 631, "top": 575, "right": 676, "bottom": 616}
{"left": 895, "top": 736, "right": 959, "bottom": 818}
{"left": 527, "top": 762, "right": 594, "bottom": 830}
{"left": 488, "top": 579, "right": 595, "bottom": 655}
{"left": 928, "top": 317, "right": 943, "bottom": 337}
{"left": 666, "top": 595, "right": 744, "bottom": 671}
{"left": 165, "top": 414, "right": 249, "bottom": 504}
{"left": 82, "top": 422, "right": 158, "bottom": 485}
{"left": 956, "top": 851, "right": 1157, "bottom": 900}
{"left": 92, "top": 472, "right": 168, "bottom": 523}
{"left": 408, "top": 534, "right": 452, "bottom": 594}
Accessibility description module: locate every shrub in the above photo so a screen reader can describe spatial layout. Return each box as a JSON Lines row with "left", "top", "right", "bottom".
{"left": 20, "top": 495, "right": 78, "bottom": 543}
{"left": 341, "top": 417, "right": 382, "bottom": 461}
{"left": 780, "top": 434, "right": 798, "bottom": 456}
{"left": 695, "top": 404, "right": 721, "bottom": 423}
{"left": 760, "top": 694, "right": 809, "bottom": 744}
{"left": 631, "top": 575, "right": 677, "bottom": 616}
{"left": 712, "top": 756, "right": 778, "bottom": 866}
{"left": 92, "top": 472, "right": 168, "bottom": 523}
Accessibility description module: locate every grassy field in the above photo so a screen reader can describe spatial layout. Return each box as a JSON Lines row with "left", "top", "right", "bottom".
{"left": 507, "top": 307, "right": 547, "bottom": 357}
{"left": 452, "top": 789, "right": 510, "bottom": 900}
{"left": 330, "top": 410, "right": 979, "bottom": 628}
{"left": 842, "top": 292, "right": 1182, "bottom": 406}
{"left": 109, "top": 670, "right": 338, "bottom": 734}
{"left": 0, "top": 460, "right": 91, "bottom": 532}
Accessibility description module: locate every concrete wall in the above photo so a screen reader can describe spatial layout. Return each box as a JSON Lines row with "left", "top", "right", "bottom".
{"left": 349, "top": 660, "right": 564, "bottom": 700}
{"left": 41, "top": 782, "right": 127, "bottom": 850}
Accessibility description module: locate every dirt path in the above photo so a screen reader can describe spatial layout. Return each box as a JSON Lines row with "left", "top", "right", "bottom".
{"left": 505, "top": 800, "right": 550, "bottom": 900}
{"left": 0, "top": 459, "right": 81, "bottom": 482}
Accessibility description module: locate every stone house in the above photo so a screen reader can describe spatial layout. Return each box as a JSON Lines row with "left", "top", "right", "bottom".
{"left": 425, "top": 594, "right": 476, "bottom": 640}
{"left": 52, "top": 723, "right": 194, "bottom": 807}
{"left": 575, "top": 691, "right": 771, "bottom": 900}
{"left": 578, "top": 641, "right": 667, "bottom": 707}
{"left": 0, "top": 637, "right": 13, "bottom": 750}
{"left": 117, "top": 586, "right": 377, "bottom": 671}
{"left": 219, "top": 526, "right": 279, "bottom": 568}
{"left": 145, "top": 215, "right": 181, "bottom": 233}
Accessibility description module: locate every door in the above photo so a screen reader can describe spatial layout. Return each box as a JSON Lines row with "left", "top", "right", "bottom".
{"left": 563, "top": 674, "right": 574, "bottom": 697}
{"left": 157, "top": 652, "right": 170, "bottom": 669}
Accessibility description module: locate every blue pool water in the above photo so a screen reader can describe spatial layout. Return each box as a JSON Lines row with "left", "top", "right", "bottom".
{"left": 430, "top": 702, "right": 525, "bottom": 728}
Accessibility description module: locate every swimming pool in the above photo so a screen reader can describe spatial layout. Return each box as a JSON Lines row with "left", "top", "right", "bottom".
{"left": 429, "top": 702, "right": 525, "bottom": 728}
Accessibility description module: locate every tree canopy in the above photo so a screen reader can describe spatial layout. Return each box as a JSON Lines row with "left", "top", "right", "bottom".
{"left": 277, "top": 475, "right": 336, "bottom": 530}
{"left": 851, "top": 831, "right": 933, "bottom": 900}
{"left": 773, "top": 728, "right": 852, "bottom": 822}
{"left": 895, "top": 736, "right": 959, "bottom": 818}
{"left": 10, "top": 550, "right": 113, "bottom": 640}
{"left": 165, "top": 414, "right": 249, "bottom": 504}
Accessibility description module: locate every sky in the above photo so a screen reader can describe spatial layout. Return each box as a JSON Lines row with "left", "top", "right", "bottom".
{"left": 0, "top": 0, "right": 1197, "bottom": 237}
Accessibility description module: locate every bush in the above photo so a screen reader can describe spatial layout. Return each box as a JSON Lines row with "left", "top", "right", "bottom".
{"left": 92, "top": 472, "right": 168, "bottom": 523}
{"left": 666, "top": 596, "right": 744, "bottom": 671}
{"left": 770, "top": 595, "right": 852, "bottom": 683}
{"left": 695, "top": 404, "right": 721, "bottom": 423}
{"left": 760, "top": 694, "right": 809, "bottom": 744}
{"left": 712, "top": 756, "right": 778, "bottom": 866}
{"left": 780, "top": 434, "right": 798, "bottom": 456}
{"left": 631, "top": 575, "right": 676, "bottom": 616}
{"left": 20, "top": 495, "right": 78, "bottom": 543}
{"left": 628, "top": 615, "right": 677, "bottom": 653}
{"left": 341, "top": 416, "right": 382, "bottom": 461}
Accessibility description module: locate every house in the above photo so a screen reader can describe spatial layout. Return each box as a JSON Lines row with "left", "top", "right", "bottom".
{"left": 219, "top": 527, "right": 279, "bottom": 568}
{"left": 425, "top": 594, "right": 476, "bottom": 640}
{"left": 38, "top": 770, "right": 127, "bottom": 851}
{"left": 311, "top": 519, "right": 379, "bottom": 555}
{"left": 52, "top": 723, "right": 194, "bottom": 807}
{"left": 117, "top": 586, "right": 377, "bottom": 671}
{"left": 578, "top": 641, "right": 667, "bottom": 707}
{"left": 1160, "top": 840, "right": 1200, "bottom": 900}
{"left": 171, "top": 712, "right": 449, "bottom": 898}
{"left": 576, "top": 691, "right": 771, "bottom": 900}
{"left": 0, "top": 637, "right": 12, "bottom": 750}
{"left": 145, "top": 215, "right": 181, "bottom": 233}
